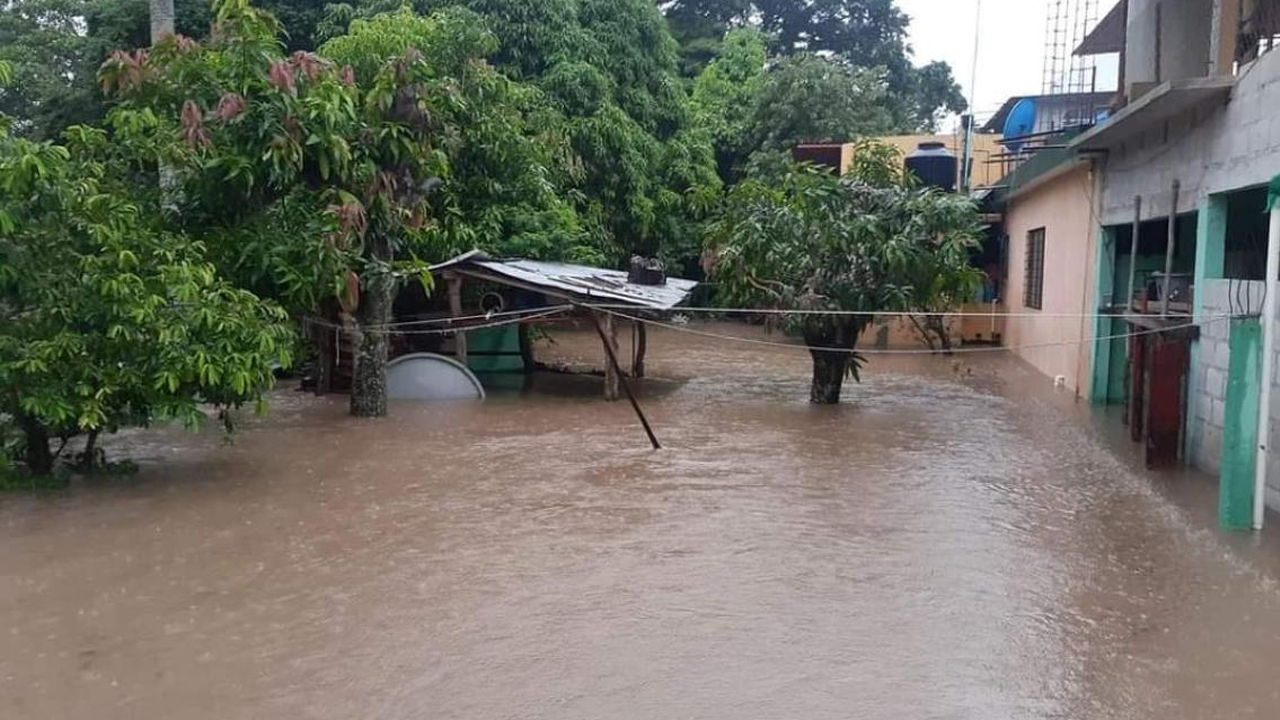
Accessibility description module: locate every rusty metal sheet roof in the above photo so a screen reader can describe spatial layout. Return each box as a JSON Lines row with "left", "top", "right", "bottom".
{"left": 432, "top": 251, "right": 698, "bottom": 310}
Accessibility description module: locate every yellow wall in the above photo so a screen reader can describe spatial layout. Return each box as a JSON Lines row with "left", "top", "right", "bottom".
{"left": 1003, "top": 164, "right": 1099, "bottom": 394}
{"left": 877, "top": 133, "right": 1006, "bottom": 189}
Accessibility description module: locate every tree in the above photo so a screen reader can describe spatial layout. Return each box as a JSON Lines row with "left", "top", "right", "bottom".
{"left": 0, "top": 1, "right": 346, "bottom": 142}
{"left": 742, "top": 53, "right": 895, "bottom": 169}
{"left": 0, "top": 116, "right": 293, "bottom": 477}
{"left": 688, "top": 27, "right": 766, "bottom": 181}
{"left": 106, "top": 1, "right": 586, "bottom": 416}
{"left": 319, "top": 0, "right": 721, "bottom": 268}
{"left": 705, "top": 142, "right": 981, "bottom": 404}
{"left": 662, "top": 0, "right": 967, "bottom": 132}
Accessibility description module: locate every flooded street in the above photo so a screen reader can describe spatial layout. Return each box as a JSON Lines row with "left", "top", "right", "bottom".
{"left": 3, "top": 322, "right": 1280, "bottom": 719}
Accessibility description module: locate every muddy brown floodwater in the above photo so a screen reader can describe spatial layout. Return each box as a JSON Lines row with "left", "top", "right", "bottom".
{"left": 4, "top": 322, "right": 1280, "bottom": 720}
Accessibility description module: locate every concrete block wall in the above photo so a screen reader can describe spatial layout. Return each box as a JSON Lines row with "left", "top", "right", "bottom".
{"left": 1099, "top": 48, "right": 1280, "bottom": 225}
{"left": 1190, "top": 280, "right": 1280, "bottom": 511}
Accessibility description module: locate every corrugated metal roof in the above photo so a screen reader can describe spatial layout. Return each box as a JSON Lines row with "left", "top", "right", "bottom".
{"left": 432, "top": 252, "right": 698, "bottom": 310}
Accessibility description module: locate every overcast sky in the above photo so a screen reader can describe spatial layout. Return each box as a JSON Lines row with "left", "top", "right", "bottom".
{"left": 896, "top": 0, "right": 1123, "bottom": 131}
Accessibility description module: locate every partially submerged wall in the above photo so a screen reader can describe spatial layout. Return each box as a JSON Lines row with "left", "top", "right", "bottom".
{"left": 1190, "top": 279, "right": 1280, "bottom": 511}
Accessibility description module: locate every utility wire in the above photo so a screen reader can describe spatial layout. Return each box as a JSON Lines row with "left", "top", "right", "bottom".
{"left": 585, "top": 305, "right": 1230, "bottom": 357}
{"left": 579, "top": 304, "right": 1197, "bottom": 321}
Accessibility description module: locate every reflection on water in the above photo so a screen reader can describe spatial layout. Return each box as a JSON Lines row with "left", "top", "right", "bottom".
{"left": 2, "top": 322, "right": 1280, "bottom": 720}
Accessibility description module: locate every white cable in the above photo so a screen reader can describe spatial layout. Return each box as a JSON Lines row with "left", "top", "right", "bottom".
{"left": 579, "top": 303, "right": 1197, "bottom": 321}
{"left": 585, "top": 305, "right": 1230, "bottom": 357}
{"left": 301, "top": 307, "right": 570, "bottom": 336}
{"left": 301, "top": 304, "right": 574, "bottom": 331}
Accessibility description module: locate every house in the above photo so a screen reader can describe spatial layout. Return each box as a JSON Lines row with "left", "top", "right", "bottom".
{"left": 1069, "top": 0, "right": 1280, "bottom": 521}
{"left": 987, "top": 126, "right": 1104, "bottom": 396}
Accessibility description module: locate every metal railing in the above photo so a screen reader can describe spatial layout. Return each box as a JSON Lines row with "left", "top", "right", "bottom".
{"left": 1237, "top": 0, "right": 1280, "bottom": 66}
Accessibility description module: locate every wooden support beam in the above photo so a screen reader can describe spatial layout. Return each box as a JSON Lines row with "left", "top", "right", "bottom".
{"left": 1162, "top": 180, "right": 1180, "bottom": 317}
{"left": 518, "top": 323, "right": 535, "bottom": 374}
{"left": 601, "top": 311, "right": 620, "bottom": 401}
{"left": 447, "top": 273, "right": 467, "bottom": 365}
{"left": 633, "top": 321, "right": 647, "bottom": 378}
{"left": 590, "top": 311, "right": 661, "bottom": 450}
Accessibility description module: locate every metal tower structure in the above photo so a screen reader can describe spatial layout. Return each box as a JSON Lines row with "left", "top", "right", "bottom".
{"left": 1067, "top": 0, "right": 1101, "bottom": 95}
{"left": 1041, "top": 0, "right": 1101, "bottom": 96}
{"left": 1041, "top": 0, "right": 1071, "bottom": 96}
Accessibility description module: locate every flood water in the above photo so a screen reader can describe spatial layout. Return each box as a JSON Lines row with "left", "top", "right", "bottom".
{"left": 4, "top": 321, "right": 1280, "bottom": 720}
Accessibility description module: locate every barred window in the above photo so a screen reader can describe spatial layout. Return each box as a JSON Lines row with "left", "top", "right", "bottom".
{"left": 1024, "top": 228, "right": 1046, "bottom": 310}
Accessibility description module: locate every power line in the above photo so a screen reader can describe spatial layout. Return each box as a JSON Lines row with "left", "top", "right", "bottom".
{"left": 585, "top": 305, "right": 1229, "bottom": 357}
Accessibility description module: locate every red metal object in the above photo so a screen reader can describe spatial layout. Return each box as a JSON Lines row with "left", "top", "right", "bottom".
{"left": 1128, "top": 334, "right": 1146, "bottom": 443}
{"left": 1145, "top": 337, "right": 1189, "bottom": 469}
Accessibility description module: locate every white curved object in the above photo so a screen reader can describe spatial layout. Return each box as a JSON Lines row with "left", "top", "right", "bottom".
{"left": 385, "top": 353, "right": 486, "bottom": 402}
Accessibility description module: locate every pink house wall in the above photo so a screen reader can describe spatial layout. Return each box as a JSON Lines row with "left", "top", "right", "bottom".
{"left": 1003, "top": 164, "right": 1100, "bottom": 395}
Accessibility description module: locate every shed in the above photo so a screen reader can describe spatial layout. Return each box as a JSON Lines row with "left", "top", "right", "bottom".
{"left": 429, "top": 251, "right": 698, "bottom": 400}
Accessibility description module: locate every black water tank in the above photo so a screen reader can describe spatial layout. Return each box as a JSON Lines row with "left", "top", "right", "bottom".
{"left": 905, "top": 142, "right": 957, "bottom": 192}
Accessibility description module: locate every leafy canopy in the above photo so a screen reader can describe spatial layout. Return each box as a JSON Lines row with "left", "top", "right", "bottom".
{"left": 0, "top": 121, "right": 293, "bottom": 475}
{"left": 706, "top": 141, "right": 981, "bottom": 376}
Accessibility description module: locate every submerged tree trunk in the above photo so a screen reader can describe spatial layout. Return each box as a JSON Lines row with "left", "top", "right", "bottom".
{"left": 926, "top": 316, "right": 954, "bottom": 355}
{"left": 18, "top": 415, "right": 54, "bottom": 477}
{"left": 803, "top": 318, "right": 863, "bottom": 405}
{"left": 350, "top": 248, "right": 396, "bottom": 417}
{"left": 808, "top": 348, "right": 850, "bottom": 404}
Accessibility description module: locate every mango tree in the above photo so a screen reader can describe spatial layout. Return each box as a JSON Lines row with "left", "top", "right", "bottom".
{"left": 105, "top": 0, "right": 590, "bottom": 416}
{"left": 705, "top": 142, "right": 981, "bottom": 403}
{"left": 0, "top": 120, "right": 293, "bottom": 478}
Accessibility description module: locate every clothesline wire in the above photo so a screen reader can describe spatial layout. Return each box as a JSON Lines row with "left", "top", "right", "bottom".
{"left": 299, "top": 303, "right": 1237, "bottom": 357}
{"left": 584, "top": 305, "right": 1231, "bottom": 356}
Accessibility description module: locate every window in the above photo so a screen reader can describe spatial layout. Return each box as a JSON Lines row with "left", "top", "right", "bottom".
{"left": 1024, "top": 228, "right": 1046, "bottom": 310}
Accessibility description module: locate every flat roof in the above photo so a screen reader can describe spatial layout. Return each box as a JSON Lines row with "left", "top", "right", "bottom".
{"left": 1075, "top": 0, "right": 1127, "bottom": 56}
{"left": 1070, "top": 78, "right": 1234, "bottom": 152}
{"left": 432, "top": 251, "right": 698, "bottom": 310}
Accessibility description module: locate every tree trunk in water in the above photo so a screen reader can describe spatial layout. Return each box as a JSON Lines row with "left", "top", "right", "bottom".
{"left": 808, "top": 349, "right": 849, "bottom": 404}
{"left": 926, "top": 316, "right": 954, "bottom": 355}
{"left": 18, "top": 415, "right": 54, "bottom": 477}
{"left": 350, "top": 266, "right": 395, "bottom": 418}
{"left": 804, "top": 319, "right": 863, "bottom": 405}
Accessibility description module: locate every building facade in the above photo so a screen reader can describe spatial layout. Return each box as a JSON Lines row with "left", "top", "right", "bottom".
{"left": 1074, "top": 0, "right": 1280, "bottom": 514}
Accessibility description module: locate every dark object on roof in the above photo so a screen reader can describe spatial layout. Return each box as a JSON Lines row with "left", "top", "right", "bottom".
{"left": 1075, "top": 0, "right": 1127, "bottom": 56}
{"left": 628, "top": 256, "right": 667, "bottom": 287}
{"left": 905, "top": 142, "right": 957, "bottom": 192}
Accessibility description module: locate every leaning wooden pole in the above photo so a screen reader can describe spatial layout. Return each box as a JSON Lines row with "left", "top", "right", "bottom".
{"left": 1162, "top": 180, "right": 1180, "bottom": 317}
{"left": 590, "top": 311, "right": 661, "bottom": 450}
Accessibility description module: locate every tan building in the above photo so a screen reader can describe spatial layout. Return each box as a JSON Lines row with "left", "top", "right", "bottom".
{"left": 999, "top": 155, "right": 1101, "bottom": 395}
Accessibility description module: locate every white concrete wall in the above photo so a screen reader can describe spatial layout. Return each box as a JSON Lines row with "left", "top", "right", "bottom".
{"left": 1190, "top": 279, "right": 1280, "bottom": 511}
{"left": 1126, "top": 0, "right": 1215, "bottom": 89}
{"left": 1100, "top": 45, "right": 1280, "bottom": 225}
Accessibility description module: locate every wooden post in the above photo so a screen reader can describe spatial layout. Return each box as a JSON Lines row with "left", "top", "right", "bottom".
{"left": 1128, "top": 195, "right": 1142, "bottom": 313}
{"left": 518, "top": 323, "right": 535, "bottom": 374}
{"left": 447, "top": 274, "right": 467, "bottom": 365}
{"left": 633, "top": 321, "right": 647, "bottom": 378}
{"left": 601, "top": 311, "right": 620, "bottom": 401}
{"left": 1162, "top": 180, "right": 1180, "bottom": 317}
{"left": 590, "top": 311, "right": 661, "bottom": 450}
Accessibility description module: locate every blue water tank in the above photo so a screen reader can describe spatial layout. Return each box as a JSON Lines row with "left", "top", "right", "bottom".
{"left": 905, "top": 142, "right": 957, "bottom": 192}
{"left": 1002, "top": 98, "right": 1038, "bottom": 153}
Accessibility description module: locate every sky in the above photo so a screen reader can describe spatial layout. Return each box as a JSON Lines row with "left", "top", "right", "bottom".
{"left": 896, "top": 0, "right": 1122, "bottom": 131}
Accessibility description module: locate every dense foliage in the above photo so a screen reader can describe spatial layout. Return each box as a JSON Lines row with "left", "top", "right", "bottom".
{"left": 705, "top": 142, "right": 981, "bottom": 403}
{"left": 0, "top": 100, "right": 293, "bottom": 478}
{"left": 318, "top": 0, "right": 721, "bottom": 268}
{"left": 0, "top": 0, "right": 332, "bottom": 140}
{"left": 664, "top": 0, "right": 967, "bottom": 131}
{"left": 0, "top": 0, "right": 985, "bottom": 477}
